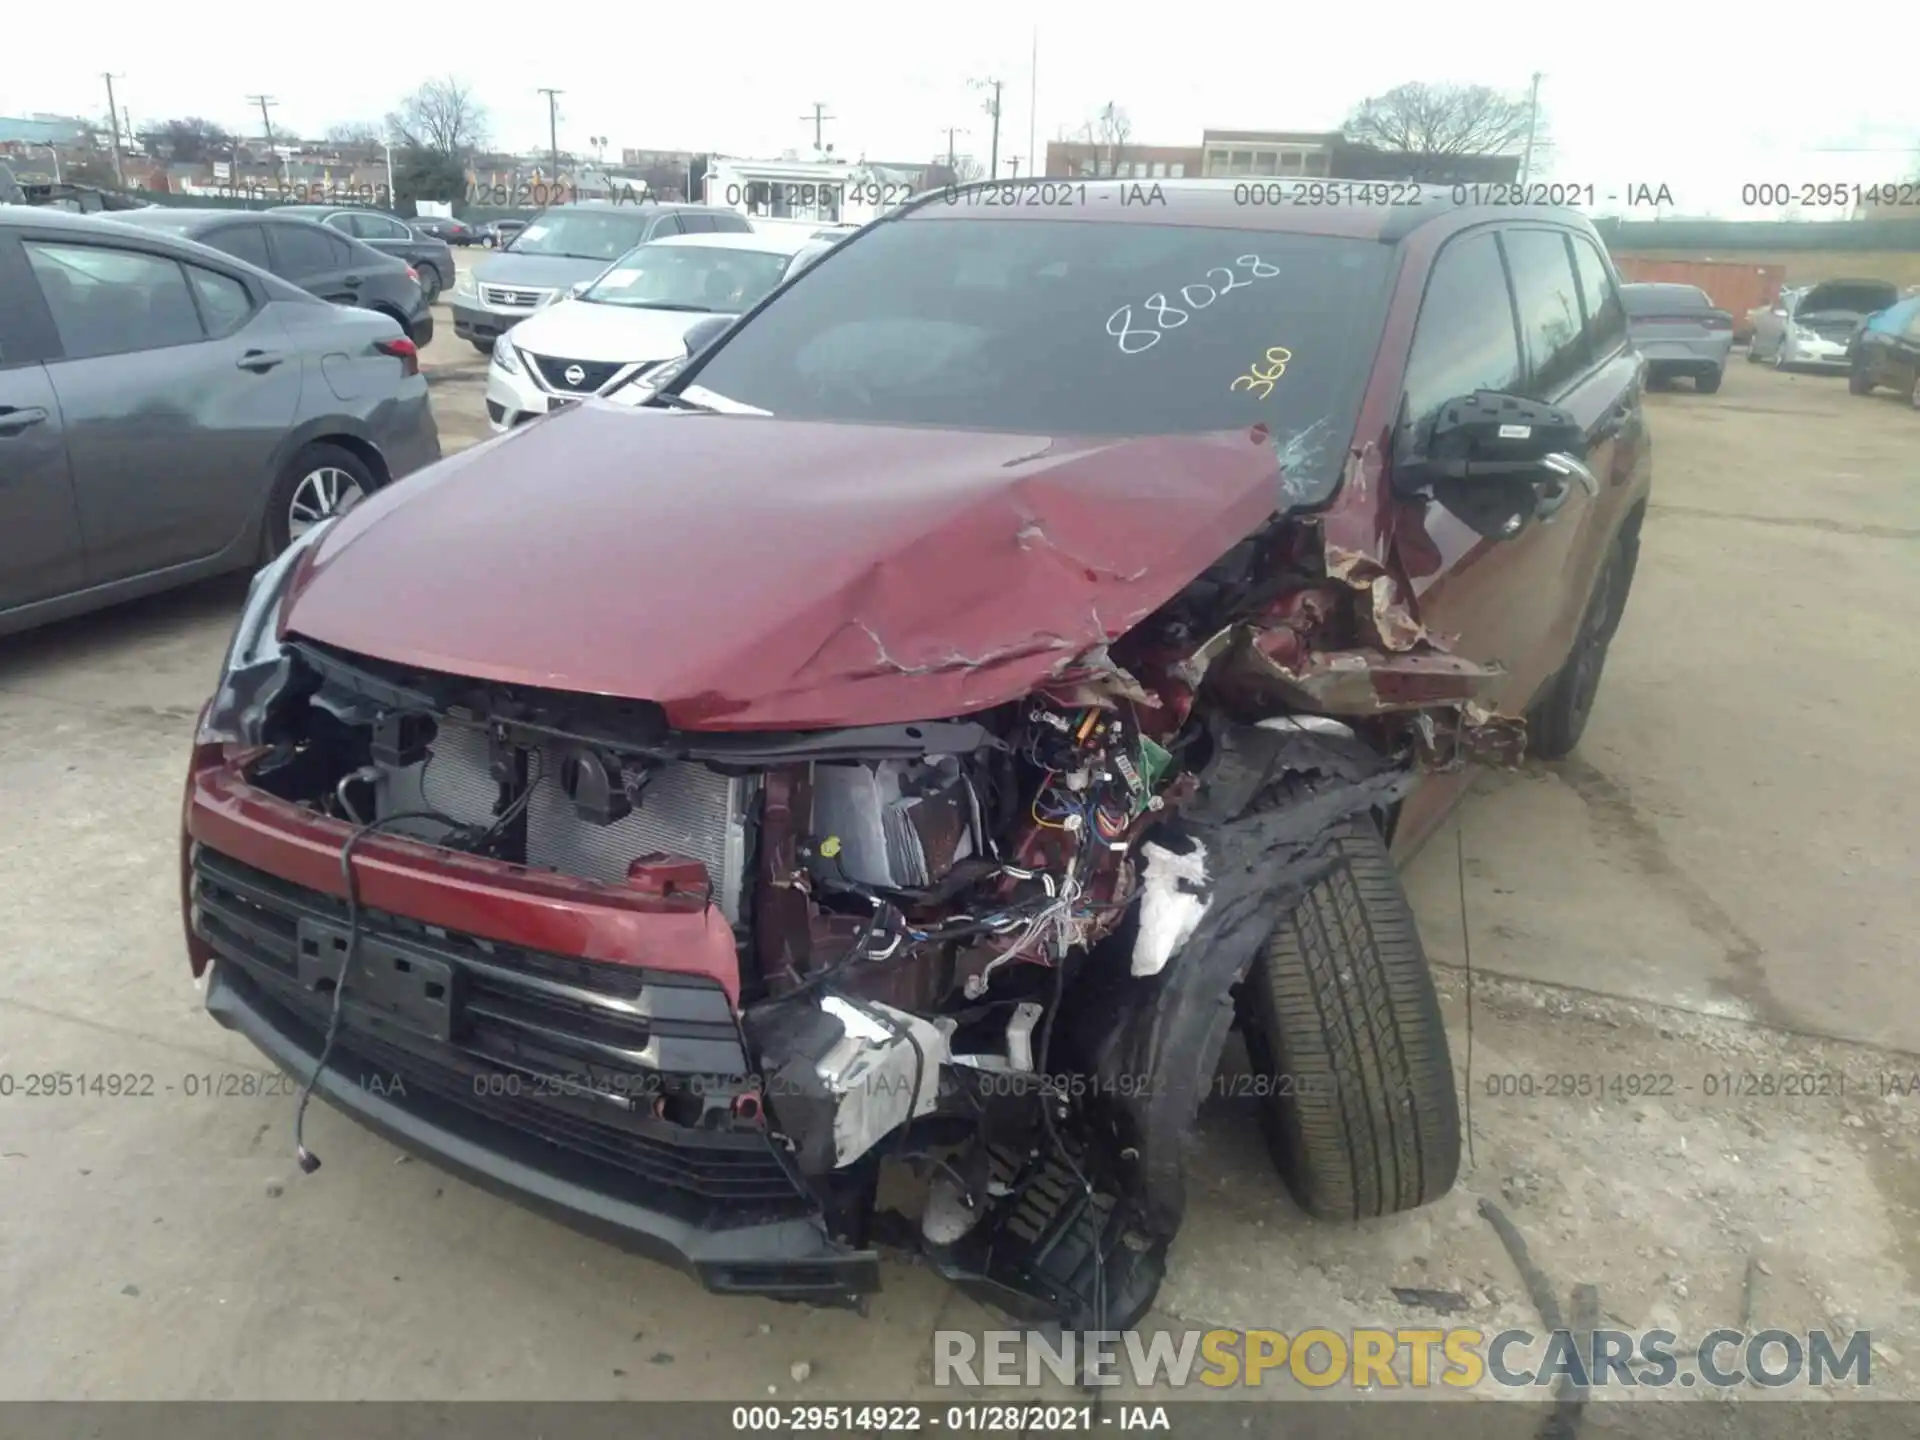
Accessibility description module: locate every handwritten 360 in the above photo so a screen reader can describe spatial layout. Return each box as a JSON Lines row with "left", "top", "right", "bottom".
{"left": 1104, "top": 255, "right": 1282, "bottom": 355}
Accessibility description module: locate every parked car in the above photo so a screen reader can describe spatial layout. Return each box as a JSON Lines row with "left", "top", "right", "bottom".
{"left": 1845, "top": 294, "right": 1920, "bottom": 407}
{"left": 0, "top": 206, "right": 437, "bottom": 636}
{"left": 1621, "top": 282, "right": 1732, "bottom": 392}
{"left": 270, "top": 204, "right": 456, "bottom": 304}
{"left": 111, "top": 209, "right": 435, "bottom": 347}
{"left": 1748, "top": 278, "right": 1900, "bottom": 371}
{"left": 452, "top": 201, "right": 752, "bottom": 353}
{"left": 485, "top": 230, "right": 818, "bottom": 430}
{"left": 410, "top": 215, "right": 479, "bottom": 247}
{"left": 476, "top": 219, "right": 526, "bottom": 249}
{"left": 181, "top": 181, "right": 1648, "bottom": 1333}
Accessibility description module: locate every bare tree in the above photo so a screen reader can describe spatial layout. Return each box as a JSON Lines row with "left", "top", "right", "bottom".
{"left": 386, "top": 77, "right": 489, "bottom": 158}
{"left": 925, "top": 153, "right": 985, "bottom": 188}
{"left": 1342, "top": 82, "right": 1540, "bottom": 157}
{"left": 136, "top": 117, "right": 236, "bottom": 164}
{"left": 325, "top": 121, "right": 384, "bottom": 149}
{"left": 639, "top": 163, "right": 686, "bottom": 200}
{"left": 1076, "top": 103, "right": 1133, "bottom": 176}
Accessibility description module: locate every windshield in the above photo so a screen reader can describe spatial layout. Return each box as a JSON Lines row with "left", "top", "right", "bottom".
{"left": 682, "top": 217, "right": 1395, "bottom": 506}
{"left": 507, "top": 209, "right": 653, "bottom": 261}
{"left": 583, "top": 242, "right": 792, "bottom": 313}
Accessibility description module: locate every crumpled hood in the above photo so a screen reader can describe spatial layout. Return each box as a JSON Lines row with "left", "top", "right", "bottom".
{"left": 282, "top": 402, "right": 1291, "bottom": 730}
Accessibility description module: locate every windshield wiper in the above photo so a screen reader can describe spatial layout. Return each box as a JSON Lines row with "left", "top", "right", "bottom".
{"left": 634, "top": 301, "right": 714, "bottom": 313}
{"left": 646, "top": 389, "right": 715, "bottom": 412}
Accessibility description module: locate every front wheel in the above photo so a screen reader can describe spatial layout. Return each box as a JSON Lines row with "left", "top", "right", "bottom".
{"left": 264, "top": 442, "right": 376, "bottom": 559}
{"left": 469, "top": 337, "right": 494, "bottom": 356}
{"left": 419, "top": 268, "right": 443, "bottom": 304}
{"left": 1848, "top": 365, "right": 1873, "bottom": 396}
{"left": 1240, "top": 812, "right": 1460, "bottom": 1220}
{"left": 1696, "top": 368, "right": 1722, "bottom": 394}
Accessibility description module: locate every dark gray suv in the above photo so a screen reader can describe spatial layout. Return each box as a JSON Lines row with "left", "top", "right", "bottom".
{"left": 452, "top": 201, "right": 752, "bottom": 352}
{"left": 0, "top": 208, "right": 439, "bottom": 636}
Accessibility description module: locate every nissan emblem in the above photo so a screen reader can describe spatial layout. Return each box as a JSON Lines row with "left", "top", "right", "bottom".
{"left": 564, "top": 364, "right": 586, "bottom": 387}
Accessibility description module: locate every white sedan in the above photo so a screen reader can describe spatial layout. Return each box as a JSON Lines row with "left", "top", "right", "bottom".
{"left": 484, "top": 230, "right": 827, "bottom": 431}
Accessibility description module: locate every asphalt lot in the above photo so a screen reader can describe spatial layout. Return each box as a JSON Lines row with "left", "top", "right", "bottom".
{"left": 2, "top": 320, "right": 1916, "bottom": 1403}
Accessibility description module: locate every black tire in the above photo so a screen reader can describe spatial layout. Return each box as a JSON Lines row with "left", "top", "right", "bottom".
{"left": 1645, "top": 370, "right": 1671, "bottom": 392}
{"left": 1239, "top": 812, "right": 1460, "bottom": 1221}
{"left": 1745, "top": 342, "right": 1763, "bottom": 364}
{"left": 1695, "top": 368, "right": 1722, "bottom": 394}
{"left": 469, "top": 337, "right": 495, "bottom": 356}
{"left": 1848, "top": 366, "right": 1872, "bottom": 396}
{"left": 1529, "top": 531, "right": 1631, "bottom": 759}
{"left": 419, "top": 267, "right": 442, "bottom": 304}
{"left": 263, "top": 442, "right": 378, "bottom": 559}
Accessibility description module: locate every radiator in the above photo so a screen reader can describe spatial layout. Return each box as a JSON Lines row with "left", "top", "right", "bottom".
{"left": 374, "top": 720, "right": 752, "bottom": 922}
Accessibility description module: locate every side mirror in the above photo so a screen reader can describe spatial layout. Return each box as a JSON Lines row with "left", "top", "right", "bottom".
{"left": 1393, "top": 390, "right": 1589, "bottom": 540}
{"left": 682, "top": 315, "right": 733, "bottom": 355}
{"left": 568, "top": 280, "right": 592, "bottom": 298}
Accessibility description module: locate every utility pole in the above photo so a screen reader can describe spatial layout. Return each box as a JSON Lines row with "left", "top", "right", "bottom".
{"left": 942, "top": 127, "right": 966, "bottom": 176}
{"left": 102, "top": 73, "right": 126, "bottom": 187}
{"left": 1007, "top": 154, "right": 1021, "bottom": 179}
{"left": 972, "top": 78, "right": 1004, "bottom": 178}
{"left": 799, "top": 102, "right": 835, "bottom": 155}
{"left": 537, "top": 88, "right": 564, "bottom": 181}
{"left": 246, "top": 94, "right": 278, "bottom": 184}
{"left": 1028, "top": 26, "right": 1037, "bottom": 185}
{"left": 1519, "top": 71, "right": 1543, "bottom": 186}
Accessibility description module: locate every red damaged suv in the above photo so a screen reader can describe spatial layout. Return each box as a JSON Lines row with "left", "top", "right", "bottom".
{"left": 182, "top": 179, "right": 1649, "bottom": 1329}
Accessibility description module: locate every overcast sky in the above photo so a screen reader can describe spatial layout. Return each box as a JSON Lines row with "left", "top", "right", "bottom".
{"left": 11, "top": 1, "right": 1916, "bottom": 218}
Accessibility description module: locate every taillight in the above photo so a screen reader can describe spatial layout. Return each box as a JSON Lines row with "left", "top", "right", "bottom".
{"left": 405, "top": 265, "right": 419, "bottom": 282}
{"left": 1701, "top": 312, "right": 1733, "bottom": 330}
{"left": 376, "top": 337, "right": 420, "bottom": 377}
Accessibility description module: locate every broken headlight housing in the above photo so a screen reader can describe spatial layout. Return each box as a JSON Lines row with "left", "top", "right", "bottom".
{"left": 198, "top": 519, "right": 336, "bottom": 747}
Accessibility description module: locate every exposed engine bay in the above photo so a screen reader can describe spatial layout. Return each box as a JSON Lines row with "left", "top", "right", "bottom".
{"left": 234, "top": 525, "right": 1521, "bottom": 1329}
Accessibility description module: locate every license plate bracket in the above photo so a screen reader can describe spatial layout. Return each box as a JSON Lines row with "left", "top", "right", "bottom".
{"left": 294, "top": 918, "right": 459, "bottom": 1043}
{"left": 547, "top": 395, "right": 578, "bottom": 413}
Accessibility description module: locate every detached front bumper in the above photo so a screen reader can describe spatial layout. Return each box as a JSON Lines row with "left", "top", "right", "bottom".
{"left": 204, "top": 963, "right": 878, "bottom": 1303}
{"left": 182, "top": 754, "right": 880, "bottom": 1307}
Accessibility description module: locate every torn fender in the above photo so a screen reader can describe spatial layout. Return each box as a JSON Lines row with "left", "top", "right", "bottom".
{"left": 1067, "top": 728, "right": 1418, "bottom": 1236}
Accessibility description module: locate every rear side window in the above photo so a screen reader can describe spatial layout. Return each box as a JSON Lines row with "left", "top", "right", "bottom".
{"left": 677, "top": 213, "right": 716, "bottom": 234}
{"left": 1503, "top": 229, "right": 1587, "bottom": 398}
{"left": 1569, "top": 236, "right": 1627, "bottom": 360}
{"left": 205, "top": 224, "right": 271, "bottom": 272}
{"left": 686, "top": 216, "right": 1395, "bottom": 506}
{"left": 1402, "top": 230, "right": 1522, "bottom": 428}
{"left": 648, "top": 214, "right": 686, "bottom": 238}
{"left": 269, "top": 224, "right": 342, "bottom": 279}
{"left": 186, "top": 264, "right": 254, "bottom": 336}
{"left": 709, "top": 211, "right": 753, "bottom": 233}
{"left": 24, "top": 241, "right": 206, "bottom": 359}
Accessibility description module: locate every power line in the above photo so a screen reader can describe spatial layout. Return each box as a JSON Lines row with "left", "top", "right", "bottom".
{"left": 536, "top": 88, "right": 564, "bottom": 180}
{"left": 799, "top": 102, "right": 835, "bottom": 154}
{"left": 972, "top": 77, "right": 1004, "bottom": 177}
{"left": 246, "top": 93, "right": 279, "bottom": 183}
{"left": 102, "top": 73, "right": 126, "bottom": 187}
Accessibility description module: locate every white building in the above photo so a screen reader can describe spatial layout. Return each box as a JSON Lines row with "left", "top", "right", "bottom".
{"left": 700, "top": 155, "right": 918, "bottom": 229}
